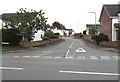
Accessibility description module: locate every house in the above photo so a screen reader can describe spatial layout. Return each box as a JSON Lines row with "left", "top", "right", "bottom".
{"left": 1, "top": 13, "right": 44, "bottom": 41}
{"left": 50, "top": 26, "right": 64, "bottom": 36}
{"left": 99, "top": 4, "right": 120, "bottom": 41}
{"left": 86, "top": 24, "right": 100, "bottom": 35}
{"left": 50, "top": 26, "right": 74, "bottom": 37}
{"left": 64, "top": 29, "right": 74, "bottom": 36}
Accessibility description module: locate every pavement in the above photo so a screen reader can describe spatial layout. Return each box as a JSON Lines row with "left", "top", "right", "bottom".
{"left": 1, "top": 37, "right": 119, "bottom": 80}
{"left": 2, "top": 39, "right": 65, "bottom": 54}
{"left": 83, "top": 40, "right": 120, "bottom": 53}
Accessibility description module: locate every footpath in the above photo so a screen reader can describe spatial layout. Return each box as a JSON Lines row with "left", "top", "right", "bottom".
{"left": 83, "top": 40, "right": 120, "bottom": 53}
{"left": 2, "top": 39, "right": 65, "bottom": 54}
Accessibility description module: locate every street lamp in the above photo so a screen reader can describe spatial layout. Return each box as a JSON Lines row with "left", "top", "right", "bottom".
{"left": 88, "top": 12, "right": 96, "bottom": 26}
{"left": 88, "top": 12, "right": 97, "bottom": 34}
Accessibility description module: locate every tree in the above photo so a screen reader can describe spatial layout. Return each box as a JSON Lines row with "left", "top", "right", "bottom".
{"left": 4, "top": 8, "right": 48, "bottom": 42}
{"left": 83, "top": 30, "right": 86, "bottom": 35}
{"left": 2, "top": 28, "right": 22, "bottom": 46}
{"left": 88, "top": 27, "right": 98, "bottom": 35}
{"left": 52, "top": 21, "right": 66, "bottom": 30}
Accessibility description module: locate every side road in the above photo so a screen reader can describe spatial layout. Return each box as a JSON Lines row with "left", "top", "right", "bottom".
{"left": 83, "top": 39, "right": 120, "bottom": 53}
{"left": 2, "top": 39, "right": 65, "bottom": 54}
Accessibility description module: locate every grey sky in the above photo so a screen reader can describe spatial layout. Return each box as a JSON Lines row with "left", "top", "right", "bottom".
{"left": 0, "top": 0, "right": 119, "bottom": 32}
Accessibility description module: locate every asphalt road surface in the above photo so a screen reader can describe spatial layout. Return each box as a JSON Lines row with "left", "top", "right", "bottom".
{"left": 1, "top": 37, "right": 119, "bottom": 80}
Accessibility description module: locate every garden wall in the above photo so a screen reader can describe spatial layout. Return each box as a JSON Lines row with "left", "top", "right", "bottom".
{"left": 100, "top": 41, "right": 120, "bottom": 48}
{"left": 20, "top": 38, "right": 60, "bottom": 47}
{"left": 83, "top": 35, "right": 94, "bottom": 42}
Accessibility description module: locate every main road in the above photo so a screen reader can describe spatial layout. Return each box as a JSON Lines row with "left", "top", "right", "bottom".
{"left": 1, "top": 37, "right": 119, "bottom": 80}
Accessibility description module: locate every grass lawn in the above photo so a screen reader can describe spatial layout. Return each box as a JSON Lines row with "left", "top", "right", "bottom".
{"left": 1, "top": 45, "right": 15, "bottom": 50}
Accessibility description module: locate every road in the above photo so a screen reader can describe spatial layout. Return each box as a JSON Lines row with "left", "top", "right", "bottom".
{"left": 2, "top": 37, "right": 119, "bottom": 80}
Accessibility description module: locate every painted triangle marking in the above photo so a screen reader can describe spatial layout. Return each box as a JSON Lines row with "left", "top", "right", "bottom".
{"left": 76, "top": 47, "right": 86, "bottom": 52}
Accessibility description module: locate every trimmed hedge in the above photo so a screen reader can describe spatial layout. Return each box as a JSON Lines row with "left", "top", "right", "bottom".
{"left": 92, "top": 33, "right": 109, "bottom": 44}
{"left": 2, "top": 29, "right": 22, "bottom": 46}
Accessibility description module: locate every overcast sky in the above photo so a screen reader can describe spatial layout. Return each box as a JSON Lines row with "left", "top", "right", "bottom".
{"left": 0, "top": 0, "right": 119, "bottom": 32}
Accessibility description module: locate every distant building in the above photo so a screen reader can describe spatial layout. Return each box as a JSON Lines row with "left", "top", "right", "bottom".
{"left": 86, "top": 24, "right": 100, "bottom": 35}
{"left": 99, "top": 4, "right": 120, "bottom": 41}
{"left": 64, "top": 29, "right": 74, "bottom": 36}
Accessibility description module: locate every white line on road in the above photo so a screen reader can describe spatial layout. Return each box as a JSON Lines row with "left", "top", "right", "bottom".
{"left": 76, "top": 47, "right": 86, "bottom": 52}
{"left": 69, "top": 41, "right": 74, "bottom": 49}
{"left": 65, "top": 50, "right": 70, "bottom": 58}
{"left": 90, "top": 56, "right": 98, "bottom": 59}
{"left": 101, "top": 56, "right": 110, "bottom": 59}
{"left": 33, "top": 56, "right": 40, "bottom": 58}
{"left": 77, "top": 56, "right": 85, "bottom": 59}
{"left": 59, "top": 71, "right": 120, "bottom": 76}
{"left": 13, "top": 56, "right": 20, "bottom": 57}
{"left": 22, "top": 56, "right": 30, "bottom": 58}
{"left": 65, "top": 56, "right": 74, "bottom": 59}
{"left": 43, "top": 56, "right": 52, "bottom": 58}
{"left": 54, "top": 56, "right": 62, "bottom": 58}
{"left": 0, "top": 67, "right": 23, "bottom": 71}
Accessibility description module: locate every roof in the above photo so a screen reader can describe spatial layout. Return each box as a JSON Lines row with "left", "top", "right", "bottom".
{"left": 86, "top": 24, "right": 100, "bottom": 27}
{"left": 99, "top": 4, "right": 120, "bottom": 21}
{"left": 2, "top": 13, "right": 17, "bottom": 21}
{"left": 65, "top": 29, "right": 74, "bottom": 31}
{"left": 104, "top": 4, "right": 120, "bottom": 17}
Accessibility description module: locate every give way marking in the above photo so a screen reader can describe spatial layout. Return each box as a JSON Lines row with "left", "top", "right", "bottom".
{"left": 59, "top": 71, "right": 120, "bottom": 76}
{"left": 76, "top": 47, "right": 86, "bottom": 52}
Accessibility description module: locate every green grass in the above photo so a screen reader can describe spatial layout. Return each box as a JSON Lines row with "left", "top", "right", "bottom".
{"left": 1, "top": 45, "right": 15, "bottom": 50}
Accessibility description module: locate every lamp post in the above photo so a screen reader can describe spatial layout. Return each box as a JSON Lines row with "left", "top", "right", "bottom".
{"left": 88, "top": 12, "right": 97, "bottom": 34}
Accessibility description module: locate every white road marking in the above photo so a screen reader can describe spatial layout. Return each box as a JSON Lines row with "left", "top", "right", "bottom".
{"left": 101, "top": 56, "right": 110, "bottom": 59}
{"left": 22, "top": 56, "right": 30, "bottom": 58}
{"left": 65, "top": 56, "right": 74, "bottom": 59}
{"left": 65, "top": 50, "right": 70, "bottom": 58}
{"left": 43, "top": 56, "right": 52, "bottom": 58}
{"left": 59, "top": 71, "right": 120, "bottom": 76}
{"left": 69, "top": 41, "right": 74, "bottom": 49}
{"left": 54, "top": 56, "right": 62, "bottom": 58}
{"left": 76, "top": 47, "right": 86, "bottom": 52}
{"left": 113, "top": 56, "right": 118, "bottom": 60}
{"left": 33, "top": 56, "right": 40, "bottom": 58}
{"left": 90, "top": 56, "right": 98, "bottom": 59}
{"left": 13, "top": 56, "right": 20, "bottom": 57}
{"left": 77, "top": 56, "right": 85, "bottom": 59}
{"left": 0, "top": 67, "right": 23, "bottom": 71}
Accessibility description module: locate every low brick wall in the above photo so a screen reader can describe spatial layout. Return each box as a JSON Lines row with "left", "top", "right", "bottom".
{"left": 100, "top": 41, "right": 120, "bottom": 48}
{"left": 20, "top": 38, "right": 60, "bottom": 47}
{"left": 83, "top": 35, "right": 94, "bottom": 42}
{"left": 74, "top": 36, "right": 82, "bottom": 39}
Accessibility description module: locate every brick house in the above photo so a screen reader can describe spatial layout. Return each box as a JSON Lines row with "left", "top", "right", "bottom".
{"left": 99, "top": 4, "right": 120, "bottom": 41}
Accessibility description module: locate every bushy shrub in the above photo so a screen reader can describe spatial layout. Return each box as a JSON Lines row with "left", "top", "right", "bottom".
{"left": 92, "top": 33, "right": 109, "bottom": 44}
{"left": 42, "top": 36, "right": 49, "bottom": 41}
{"left": 2, "top": 28, "right": 23, "bottom": 46}
{"left": 54, "top": 33, "right": 60, "bottom": 35}
{"left": 73, "top": 33, "right": 79, "bottom": 36}
{"left": 53, "top": 33, "right": 60, "bottom": 38}
{"left": 44, "top": 30, "right": 54, "bottom": 39}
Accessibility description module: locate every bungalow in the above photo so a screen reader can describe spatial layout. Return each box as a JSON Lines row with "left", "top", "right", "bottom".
{"left": 99, "top": 4, "right": 120, "bottom": 41}
{"left": 1, "top": 13, "right": 44, "bottom": 41}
